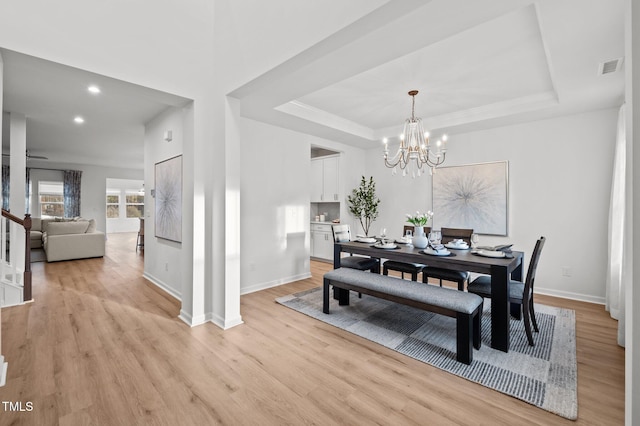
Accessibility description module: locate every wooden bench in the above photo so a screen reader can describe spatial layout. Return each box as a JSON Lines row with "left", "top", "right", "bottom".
{"left": 323, "top": 268, "right": 484, "bottom": 364}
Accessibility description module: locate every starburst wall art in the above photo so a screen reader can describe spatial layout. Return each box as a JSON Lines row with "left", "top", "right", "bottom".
{"left": 432, "top": 161, "right": 508, "bottom": 236}
{"left": 154, "top": 155, "right": 182, "bottom": 242}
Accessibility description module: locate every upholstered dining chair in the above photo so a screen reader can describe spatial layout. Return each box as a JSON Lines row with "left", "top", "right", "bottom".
{"left": 331, "top": 224, "right": 380, "bottom": 273}
{"left": 466, "top": 236, "right": 546, "bottom": 346}
{"left": 382, "top": 226, "right": 430, "bottom": 281}
{"left": 422, "top": 227, "right": 473, "bottom": 290}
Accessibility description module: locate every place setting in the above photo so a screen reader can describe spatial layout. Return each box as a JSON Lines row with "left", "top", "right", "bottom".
{"left": 420, "top": 231, "right": 455, "bottom": 256}
{"left": 371, "top": 228, "right": 400, "bottom": 249}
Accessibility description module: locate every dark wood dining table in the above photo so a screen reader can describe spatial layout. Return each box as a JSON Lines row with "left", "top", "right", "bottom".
{"left": 333, "top": 241, "right": 524, "bottom": 353}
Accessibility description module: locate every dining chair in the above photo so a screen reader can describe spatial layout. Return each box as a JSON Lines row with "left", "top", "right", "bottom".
{"left": 331, "top": 224, "right": 380, "bottom": 273}
{"left": 466, "top": 236, "right": 546, "bottom": 346}
{"left": 422, "top": 227, "right": 473, "bottom": 290}
{"left": 382, "top": 226, "right": 430, "bottom": 281}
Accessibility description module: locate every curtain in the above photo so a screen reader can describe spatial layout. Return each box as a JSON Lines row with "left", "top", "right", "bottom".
{"left": 63, "top": 170, "right": 82, "bottom": 218}
{"left": 605, "top": 104, "right": 628, "bottom": 347}
{"left": 1, "top": 165, "right": 9, "bottom": 211}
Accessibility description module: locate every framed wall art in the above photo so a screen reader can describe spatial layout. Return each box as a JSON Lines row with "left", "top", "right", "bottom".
{"left": 154, "top": 155, "right": 183, "bottom": 242}
{"left": 432, "top": 161, "right": 509, "bottom": 236}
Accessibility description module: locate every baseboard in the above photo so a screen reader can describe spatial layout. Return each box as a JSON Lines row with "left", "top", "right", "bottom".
{"left": 241, "top": 272, "right": 312, "bottom": 295}
{"left": 208, "top": 312, "right": 244, "bottom": 330}
{"left": 536, "top": 287, "right": 605, "bottom": 305}
{"left": 143, "top": 272, "right": 182, "bottom": 301}
{"left": 0, "top": 357, "right": 7, "bottom": 387}
{"left": 178, "top": 310, "right": 207, "bottom": 327}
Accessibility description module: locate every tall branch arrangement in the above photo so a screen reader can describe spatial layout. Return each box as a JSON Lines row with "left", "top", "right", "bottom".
{"left": 347, "top": 176, "right": 381, "bottom": 237}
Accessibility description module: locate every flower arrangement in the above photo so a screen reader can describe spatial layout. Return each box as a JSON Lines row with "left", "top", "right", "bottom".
{"left": 406, "top": 210, "right": 434, "bottom": 226}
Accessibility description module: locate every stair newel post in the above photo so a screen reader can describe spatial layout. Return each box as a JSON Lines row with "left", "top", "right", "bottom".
{"left": 23, "top": 214, "right": 32, "bottom": 302}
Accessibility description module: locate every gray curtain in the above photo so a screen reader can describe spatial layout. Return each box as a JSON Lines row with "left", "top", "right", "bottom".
{"left": 63, "top": 170, "right": 82, "bottom": 217}
{"left": 2, "top": 165, "right": 9, "bottom": 211}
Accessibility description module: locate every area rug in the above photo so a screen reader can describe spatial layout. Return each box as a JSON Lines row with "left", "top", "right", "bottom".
{"left": 276, "top": 287, "right": 577, "bottom": 420}
{"left": 30, "top": 248, "right": 47, "bottom": 263}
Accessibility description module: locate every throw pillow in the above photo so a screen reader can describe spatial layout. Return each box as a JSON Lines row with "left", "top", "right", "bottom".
{"left": 86, "top": 219, "right": 96, "bottom": 233}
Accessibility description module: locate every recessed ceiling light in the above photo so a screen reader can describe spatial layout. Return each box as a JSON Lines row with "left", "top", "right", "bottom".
{"left": 74, "top": 116, "right": 85, "bottom": 124}
{"left": 88, "top": 85, "right": 101, "bottom": 94}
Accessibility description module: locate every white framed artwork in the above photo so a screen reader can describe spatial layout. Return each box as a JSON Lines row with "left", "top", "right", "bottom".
{"left": 154, "top": 155, "right": 182, "bottom": 242}
{"left": 432, "top": 161, "right": 509, "bottom": 236}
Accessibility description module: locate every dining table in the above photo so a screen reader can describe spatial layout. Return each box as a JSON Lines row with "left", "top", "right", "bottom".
{"left": 333, "top": 240, "right": 524, "bottom": 353}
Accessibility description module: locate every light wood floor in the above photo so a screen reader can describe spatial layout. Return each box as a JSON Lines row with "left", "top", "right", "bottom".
{"left": 0, "top": 233, "right": 624, "bottom": 425}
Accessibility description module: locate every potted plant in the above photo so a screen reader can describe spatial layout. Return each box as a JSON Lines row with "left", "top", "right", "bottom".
{"left": 347, "top": 176, "right": 380, "bottom": 237}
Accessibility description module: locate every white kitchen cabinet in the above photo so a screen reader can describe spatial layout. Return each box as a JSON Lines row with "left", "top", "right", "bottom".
{"left": 310, "top": 223, "right": 334, "bottom": 261}
{"left": 310, "top": 156, "right": 340, "bottom": 202}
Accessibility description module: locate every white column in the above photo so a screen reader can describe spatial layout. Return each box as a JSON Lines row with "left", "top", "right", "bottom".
{"left": 223, "top": 96, "right": 242, "bottom": 328}
{"left": 626, "top": 0, "right": 639, "bottom": 424}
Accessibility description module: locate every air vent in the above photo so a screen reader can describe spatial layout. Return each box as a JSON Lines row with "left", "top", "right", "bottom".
{"left": 598, "top": 57, "right": 624, "bottom": 75}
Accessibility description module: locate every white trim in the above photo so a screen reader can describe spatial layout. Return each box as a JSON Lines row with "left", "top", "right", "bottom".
{"left": 178, "top": 310, "right": 207, "bottom": 327}
{"left": 142, "top": 272, "right": 181, "bottom": 301}
{"left": 240, "top": 272, "right": 312, "bottom": 295}
{"left": 208, "top": 312, "right": 244, "bottom": 330}
{"left": 536, "top": 287, "right": 605, "bottom": 305}
{"left": 0, "top": 356, "right": 7, "bottom": 387}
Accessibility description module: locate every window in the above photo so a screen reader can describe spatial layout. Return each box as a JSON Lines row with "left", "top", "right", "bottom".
{"left": 106, "top": 191, "right": 120, "bottom": 218}
{"left": 125, "top": 192, "right": 144, "bottom": 218}
{"left": 39, "top": 181, "right": 64, "bottom": 218}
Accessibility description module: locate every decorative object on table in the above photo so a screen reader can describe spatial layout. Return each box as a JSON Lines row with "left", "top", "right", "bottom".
{"left": 406, "top": 211, "right": 433, "bottom": 249}
{"left": 276, "top": 289, "right": 577, "bottom": 420}
{"left": 383, "top": 90, "right": 449, "bottom": 178}
{"left": 347, "top": 176, "right": 380, "bottom": 237}
{"left": 470, "top": 233, "right": 480, "bottom": 248}
{"left": 432, "top": 161, "right": 508, "bottom": 235}
{"left": 155, "top": 154, "right": 183, "bottom": 243}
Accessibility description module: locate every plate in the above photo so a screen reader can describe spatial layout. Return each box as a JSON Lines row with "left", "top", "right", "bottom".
{"left": 356, "top": 237, "right": 376, "bottom": 243}
{"left": 474, "top": 250, "right": 505, "bottom": 258}
{"left": 445, "top": 242, "right": 470, "bottom": 250}
{"left": 395, "top": 237, "right": 411, "bottom": 244}
{"left": 373, "top": 243, "right": 397, "bottom": 249}
{"left": 422, "top": 248, "right": 451, "bottom": 256}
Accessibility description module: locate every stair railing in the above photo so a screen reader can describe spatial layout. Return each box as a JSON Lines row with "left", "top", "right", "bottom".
{"left": 1, "top": 209, "right": 32, "bottom": 302}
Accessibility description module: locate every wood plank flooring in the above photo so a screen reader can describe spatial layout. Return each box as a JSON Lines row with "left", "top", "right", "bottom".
{"left": 0, "top": 233, "right": 625, "bottom": 425}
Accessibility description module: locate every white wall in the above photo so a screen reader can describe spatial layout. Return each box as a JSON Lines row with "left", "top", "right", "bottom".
{"left": 143, "top": 106, "right": 185, "bottom": 300}
{"left": 365, "top": 108, "right": 618, "bottom": 303}
{"left": 28, "top": 162, "right": 143, "bottom": 233}
{"left": 240, "top": 117, "right": 366, "bottom": 293}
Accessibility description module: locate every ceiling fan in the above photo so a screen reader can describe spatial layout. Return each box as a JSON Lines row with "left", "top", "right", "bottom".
{"left": 1, "top": 150, "right": 49, "bottom": 160}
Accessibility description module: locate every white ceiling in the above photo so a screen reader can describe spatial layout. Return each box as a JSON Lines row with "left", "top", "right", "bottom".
{"left": 231, "top": 0, "right": 625, "bottom": 148}
{"left": 1, "top": 48, "right": 190, "bottom": 169}
{"left": 0, "top": 0, "right": 625, "bottom": 168}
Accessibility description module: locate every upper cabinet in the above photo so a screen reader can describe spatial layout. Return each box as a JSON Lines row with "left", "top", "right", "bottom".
{"left": 311, "top": 155, "right": 340, "bottom": 202}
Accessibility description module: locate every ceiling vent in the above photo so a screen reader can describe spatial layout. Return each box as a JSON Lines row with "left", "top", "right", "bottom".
{"left": 598, "top": 57, "right": 624, "bottom": 76}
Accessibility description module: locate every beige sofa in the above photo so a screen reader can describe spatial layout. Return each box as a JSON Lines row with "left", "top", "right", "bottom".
{"left": 31, "top": 218, "right": 105, "bottom": 262}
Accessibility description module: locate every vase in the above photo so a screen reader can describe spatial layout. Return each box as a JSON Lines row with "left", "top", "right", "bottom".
{"left": 412, "top": 226, "right": 428, "bottom": 249}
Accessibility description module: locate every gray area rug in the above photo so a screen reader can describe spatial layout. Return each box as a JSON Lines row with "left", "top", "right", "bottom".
{"left": 276, "top": 287, "right": 577, "bottom": 420}
{"left": 31, "top": 248, "right": 47, "bottom": 263}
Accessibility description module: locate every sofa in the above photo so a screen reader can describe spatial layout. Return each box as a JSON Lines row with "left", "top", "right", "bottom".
{"left": 30, "top": 217, "right": 106, "bottom": 262}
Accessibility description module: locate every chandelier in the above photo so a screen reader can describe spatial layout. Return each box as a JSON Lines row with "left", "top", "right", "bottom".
{"left": 383, "top": 90, "right": 448, "bottom": 177}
